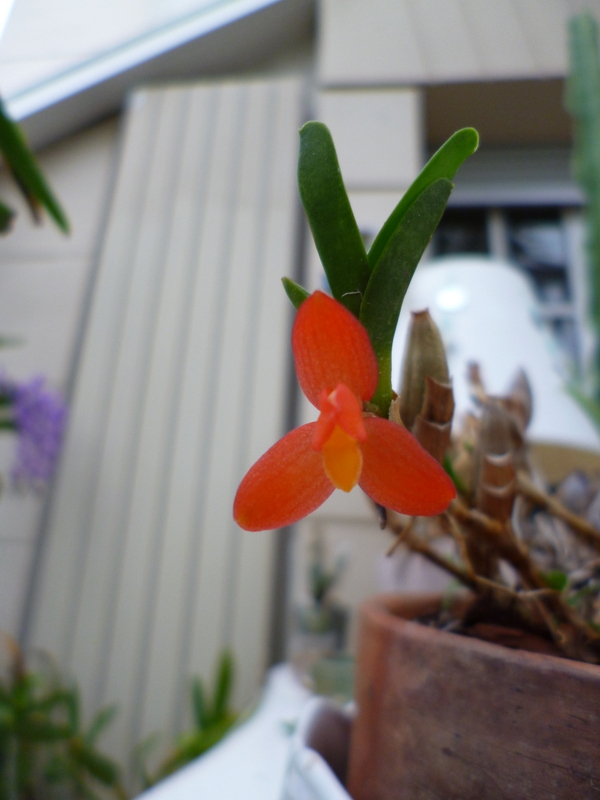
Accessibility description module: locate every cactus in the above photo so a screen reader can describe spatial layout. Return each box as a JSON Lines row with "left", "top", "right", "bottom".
{"left": 566, "top": 13, "right": 600, "bottom": 415}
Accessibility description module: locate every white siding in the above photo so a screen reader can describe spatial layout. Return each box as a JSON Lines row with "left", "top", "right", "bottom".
{"left": 25, "top": 77, "right": 304, "bottom": 765}
{"left": 0, "top": 119, "right": 118, "bottom": 635}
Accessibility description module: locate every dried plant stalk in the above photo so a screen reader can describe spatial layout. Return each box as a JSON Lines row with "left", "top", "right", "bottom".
{"left": 399, "top": 310, "right": 449, "bottom": 431}
{"left": 389, "top": 329, "right": 600, "bottom": 664}
{"left": 516, "top": 470, "right": 600, "bottom": 552}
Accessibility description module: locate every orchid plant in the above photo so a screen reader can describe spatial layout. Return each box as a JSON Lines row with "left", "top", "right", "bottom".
{"left": 234, "top": 122, "right": 478, "bottom": 531}
{"left": 234, "top": 120, "right": 600, "bottom": 666}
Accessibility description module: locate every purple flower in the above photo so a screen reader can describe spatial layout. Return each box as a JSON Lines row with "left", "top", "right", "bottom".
{"left": 1, "top": 375, "right": 68, "bottom": 488}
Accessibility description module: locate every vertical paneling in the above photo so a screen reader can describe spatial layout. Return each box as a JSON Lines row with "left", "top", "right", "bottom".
{"left": 25, "top": 77, "right": 303, "bottom": 761}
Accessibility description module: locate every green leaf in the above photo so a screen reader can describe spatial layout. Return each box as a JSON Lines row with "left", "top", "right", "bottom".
{"left": 191, "top": 677, "right": 209, "bottom": 731}
{"left": 157, "top": 714, "right": 237, "bottom": 780}
{"left": 69, "top": 739, "right": 120, "bottom": 785}
{"left": 31, "top": 688, "right": 77, "bottom": 734}
{"left": 443, "top": 453, "right": 469, "bottom": 496}
{"left": 15, "top": 715, "right": 72, "bottom": 741}
{"left": 0, "top": 200, "right": 14, "bottom": 233}
{"left": 212, "top": 652, "right": 233, "bottom": 723}
{"left": 0, "top": 703, "right": 14, "bottom": 731}
{"left": 131, "top": 731, "right": 161, "bottom": 790}
{"left": 282, "top": 277, "right": 310, "bottom": 309}
{"left": 368, "top": 128, "right": 478, "bottom": 269}
{"left": 541, "top": 570, "right": 568, "bottom": 592}
{"left": 0, "top": 99, "right": 69, "bottom": 233}
{"left": 298, "top": 121, "right": 369, "bottom": 317}
{"left": 84, "top": 704, "right": 117, "bottom": 745}
{"left": 360, "top": 178, "right": 453, "bottom": 413}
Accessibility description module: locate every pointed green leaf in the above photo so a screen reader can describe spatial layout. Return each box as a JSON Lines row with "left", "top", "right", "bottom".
{"left": 282, "top": 277, "right": 310, "bottom": 309}
{"left": 84, "top": 704, "right": 118, "bottom": 745}
{"left": 212, "top": 651, "right": 233, "bottom": 723}
{"left": 191, "top": 677, "right": 209, "bottom": 731}
{"left": 0, "top": 99, "right": 69, "bottom": 233}
{"left": 369, "top": 128, "right": 478, "bottom": 269}
{"left": 298, "top": 121, "right": 369, "bottom": 316}
{"left": 69, "top": 740, "right": 120, "bottom": 785}
{"left": 361, "top": 178, "right": 453, "bottom": 413}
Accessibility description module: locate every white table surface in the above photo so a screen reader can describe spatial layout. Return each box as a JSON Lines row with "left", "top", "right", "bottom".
{"left": 136, "top": 664, "right": 312, "bottom": 800}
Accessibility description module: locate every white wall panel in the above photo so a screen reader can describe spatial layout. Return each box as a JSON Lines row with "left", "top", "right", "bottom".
{"left": 24, "top": 76, "right": 304, "bottom": 766}
{"left": 407, "top": 0, "right": 480, "bottom": 80}
{"left": 459, "top": 0, "right": 537, "bottom": 78}
{"left": 318, "top": 0, "right": 427, "bottom": 86}
{"left": 0, "top": 119, "right": 118, "bottom": 638}
{"left": 318, "top": 0, "right": 600, "bottom": 86}
{"left": 0, "top": 538, "right": 35, "bottom": 633}
{"left": 317, "top": 89, "right": 422, "bottom": 190}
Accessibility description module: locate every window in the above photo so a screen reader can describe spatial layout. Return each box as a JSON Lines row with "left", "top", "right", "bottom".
{"left": 431, "top": 205, "right": 584, "bottom": 367}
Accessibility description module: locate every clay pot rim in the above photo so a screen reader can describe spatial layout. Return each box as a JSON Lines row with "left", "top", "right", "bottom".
{"left": 361, "top": 592, "right": 600, "bottom": 679}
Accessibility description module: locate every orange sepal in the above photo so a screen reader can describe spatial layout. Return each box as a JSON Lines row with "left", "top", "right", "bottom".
{"left": 234, "top": 423, "right": 334, "bottom": 531}
{"left": 359, "top": 417, "right": 456, "bottom": 516}
{"left": 293, "top": 291, "right": 379, "bottom": 407}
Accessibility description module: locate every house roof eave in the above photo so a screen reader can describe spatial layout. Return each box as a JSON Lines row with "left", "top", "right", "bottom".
{"left": 8, "top": 0, "right": 314, "bottom": 149}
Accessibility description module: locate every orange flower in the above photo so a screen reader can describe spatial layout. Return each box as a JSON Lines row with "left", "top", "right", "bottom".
{"left": 234, "top": 291, "right": 455, "bottom": 531}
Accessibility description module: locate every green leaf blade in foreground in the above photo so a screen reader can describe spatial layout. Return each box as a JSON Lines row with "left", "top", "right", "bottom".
{"left": 0, "top": 200, "right": 14, "bottom": 233}
{"left": 361, "top": 178, "right": 453, "bottom": 414}
{"left": 212, "top": 651, "right": 234, "bottom": 722}
{"left": 282, "top": 277, "right": 310, "bottom": 309}
{"left": 368, "top": 128, "right": 478, "bottom": 269}
{"left": 298, "top": 122, "right": 369, "bottom": 317}
{"left": 0, "top": 99, "right": 69, "bottom": 233}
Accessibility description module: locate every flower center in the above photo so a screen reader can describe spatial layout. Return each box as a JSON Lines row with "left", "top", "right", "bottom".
{"left": 312, "top": 384, "right": 366, "bottom": 492}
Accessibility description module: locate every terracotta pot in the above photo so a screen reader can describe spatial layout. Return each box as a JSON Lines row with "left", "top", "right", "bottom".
{"left": 347, "top": 593, "right": 600, "bottom": 800}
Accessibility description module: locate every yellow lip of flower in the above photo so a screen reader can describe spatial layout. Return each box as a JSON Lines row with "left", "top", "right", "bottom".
{"left": 321, "top": 423, "right": 363, "bottom": 492}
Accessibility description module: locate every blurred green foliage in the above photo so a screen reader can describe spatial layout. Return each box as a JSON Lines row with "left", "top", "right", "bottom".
{"left": 135, "top": 651, "right": 238, "bottom": 790}
{"left": 0, "top": 637, "right": 123, "bottom": 800}
{"left": 0, "top": 99, "right": 68, "bottom": 235}
{"left": 0, "top": 642, "right": 238, "bottom": 799}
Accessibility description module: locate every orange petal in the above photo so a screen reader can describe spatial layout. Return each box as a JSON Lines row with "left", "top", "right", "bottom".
{"left": 321, "top": 425, "right": 363, "bottom": 492}
{"left": 359, "top": 417, "right": 456, "bottom": 516}
{"left": 292, "top": 291, "right": 379, "bottom": 407}
{"left": 234, "top": 423, "right": 334, "bottom": 531}
{"left": 313, "top": 384, "right": 365, "bottom": 450}
{"left": 328, "top": 384, "right": 366, "bottom": 441}
{"left": 312, "top": 389, "right": 337, "bottom": 450}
